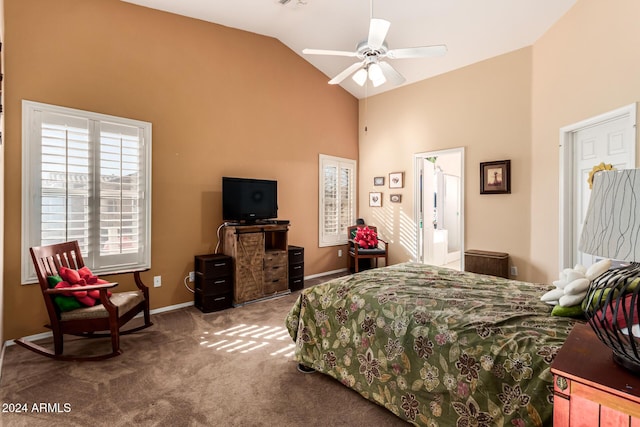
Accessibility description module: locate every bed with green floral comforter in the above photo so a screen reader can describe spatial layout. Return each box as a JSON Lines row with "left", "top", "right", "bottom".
{"left": 285, "top": 262, "right": 578, "bottom": 426}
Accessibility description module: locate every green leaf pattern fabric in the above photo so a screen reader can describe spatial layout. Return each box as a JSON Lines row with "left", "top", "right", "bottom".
{"left": 286, "top": 263, "right": 577, "bottom": 427}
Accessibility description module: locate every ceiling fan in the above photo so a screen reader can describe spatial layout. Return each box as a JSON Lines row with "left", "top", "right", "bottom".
{"left": 303, "top": 16, "right": 447, "bottom": 88}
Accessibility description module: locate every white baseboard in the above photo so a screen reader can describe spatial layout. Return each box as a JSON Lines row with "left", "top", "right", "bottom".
{"left": 304, "top": 268, "right": 348, "bottom": 280}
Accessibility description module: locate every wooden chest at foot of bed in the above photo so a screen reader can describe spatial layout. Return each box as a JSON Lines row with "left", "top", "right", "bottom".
{"left": 464, "top": 249, "right": 509, "bottom": 278}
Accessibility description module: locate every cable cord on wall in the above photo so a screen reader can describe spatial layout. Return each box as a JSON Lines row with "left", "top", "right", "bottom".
{"left": 184, "top": 275, "right": 194, "bottom": 293}
{"left": 214, "top": 222, "right": 229, "bottom": 254}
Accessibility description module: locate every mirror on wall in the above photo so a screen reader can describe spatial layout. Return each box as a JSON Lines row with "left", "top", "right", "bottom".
{"left": 414, "top": 148, "right": 464, "bottom": 270}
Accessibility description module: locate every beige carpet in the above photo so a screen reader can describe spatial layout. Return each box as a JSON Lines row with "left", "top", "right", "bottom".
{"left": 0, "top": 283, "right": 407, "bottom": 426}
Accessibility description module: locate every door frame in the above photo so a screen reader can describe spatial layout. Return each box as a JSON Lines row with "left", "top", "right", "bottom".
{"left": 413, "top": 147, "right": 465, "bottom": 268}
{"left": 558, "top": 103, "right": 637, "bottom": 270}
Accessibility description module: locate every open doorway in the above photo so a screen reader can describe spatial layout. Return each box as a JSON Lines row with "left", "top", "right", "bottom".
{"left": 414, "top": 148, "right": 464, "bottom": 270}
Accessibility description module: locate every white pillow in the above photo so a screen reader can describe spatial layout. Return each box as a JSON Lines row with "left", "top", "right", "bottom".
{"left": 565, "top": 270, "right": 586, "bottom": 283}
{"left": 541, "top": 288, "right": 565, "bottom": 302}
{"left": 559, "top": 291, "right": 588, "bottom": 307}
{"left": 564, "top": 278, "right": 590, "bottom": 295}
{"left": 574, "top": 264, "right": 587, "bottom": 274}
{"left": 586, "top": 259, "right": 611, "bottom": 281}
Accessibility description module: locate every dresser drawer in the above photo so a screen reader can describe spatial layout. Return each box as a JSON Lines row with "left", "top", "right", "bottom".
{"left": 288, "top": 246, "right": 304, "bottom": 264}
{"left": 289, "top": 262, "right": 304, "bottom": 278}
{"left": 195, "top": 274, "right": 233, "bottom": 296}
{"left": 264, "top": 249, "right": 287, "bottom": 266}
{"left": 194, "top": 290, "right": 233, "bottom": 313}
{"left": 264, "top": 277, "right": 288, "bottom": 295}
{"left": 264, "top": 263, "right": 287, "bottom": 282}
{"left": 289, "top": 276, "right": 304, "bottom": 291}
{"left": 195, "top": 254, "right": 232, "bottom": 278}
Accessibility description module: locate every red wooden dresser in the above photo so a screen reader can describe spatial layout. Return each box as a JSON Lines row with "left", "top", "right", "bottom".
{"left": 551, "top": 322, "right": 640, "bottom": 426}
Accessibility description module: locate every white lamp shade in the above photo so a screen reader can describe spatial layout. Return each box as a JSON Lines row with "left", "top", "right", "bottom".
{"left": 352, "top": 68, "right": 367, "bottom": 86}
{"left": 368, "top": 63, "right": 386, "bottom": 87}
{"left": 579, "top": 169, "right": 640, "bottom": 262}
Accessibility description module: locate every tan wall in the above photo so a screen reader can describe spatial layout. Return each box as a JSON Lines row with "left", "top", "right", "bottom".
{"left": 360, "top": 0, "right": 640, "bottom": 285}
{"left": 530, "top": 0, "right": 640, "bottom": 283}
{"left": 358, "top": 48, "right": 533, "bottom": 278}
{"left": 3, "top": 0, "right": 357, "bottom": 339}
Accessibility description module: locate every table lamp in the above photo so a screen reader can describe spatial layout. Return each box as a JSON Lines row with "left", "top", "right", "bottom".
{"left": 580, "top": 168, "right": 640, "bottom": 373}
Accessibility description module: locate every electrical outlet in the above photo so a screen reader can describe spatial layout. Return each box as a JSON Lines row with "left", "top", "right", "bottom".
{"left": 510, "top": 266, "right": 518, "bottom": 277}
{"left": 189, "top": 271, "right": 195, "bottom": 282}
{"left": 338, "top": 249, "right": 342, "bottom": 257}
{"left": 154, "top": 275, "right": 162, "bottom": 287}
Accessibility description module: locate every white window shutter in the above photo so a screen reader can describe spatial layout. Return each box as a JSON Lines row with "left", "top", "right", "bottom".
{"left": 21, "top": 101, "right": 152, "bottom": 283}
{"left": 319, "top": 154, "right": 356, "bottom": 247}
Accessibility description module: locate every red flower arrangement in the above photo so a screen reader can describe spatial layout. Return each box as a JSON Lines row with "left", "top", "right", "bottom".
{"left": 354, "top": 226, "right": 378, "bottom": 249}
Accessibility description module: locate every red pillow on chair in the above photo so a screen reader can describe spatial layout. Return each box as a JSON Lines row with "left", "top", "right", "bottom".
{"left": 58, "top": 266, "right": 112, "bottom": 306}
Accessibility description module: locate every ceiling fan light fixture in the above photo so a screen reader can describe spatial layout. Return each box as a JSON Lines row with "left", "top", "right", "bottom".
{"left": 352, "top": 68, "right": 368, "bottom": 86}
{"left": 368, "top": 63, "right": 386, "bottom": 87}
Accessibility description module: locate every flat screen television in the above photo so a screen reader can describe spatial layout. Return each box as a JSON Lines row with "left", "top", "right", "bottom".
{"left": 222, "top": 177, "right": 278, "bottom": 223}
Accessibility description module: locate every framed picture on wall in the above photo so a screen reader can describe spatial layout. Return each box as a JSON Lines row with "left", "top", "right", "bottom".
{"left": 390, "top": 194, "right": 402, "bottom": 203}
{"left": 369, "top": 192, "right": 382, "bottom": 207}
{"left": 480, "top": 160, "right": 511, "bottom": 194}
{"left": 389, "top": 172, "right": 404, "bottom": 188}
{"left": 374, "top": 176, "right": 385, "bottom": 186}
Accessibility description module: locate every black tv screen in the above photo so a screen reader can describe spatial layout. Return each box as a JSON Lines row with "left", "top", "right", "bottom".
{"left": 222, "top": 177, "right": 278, "bottom": 222}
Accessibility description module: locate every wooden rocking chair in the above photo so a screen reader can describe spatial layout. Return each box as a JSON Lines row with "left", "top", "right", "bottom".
{"left": 15, "top": 240, "right": 153, "bottom": 361}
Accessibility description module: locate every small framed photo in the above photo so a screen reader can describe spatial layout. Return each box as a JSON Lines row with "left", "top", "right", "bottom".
{"left": 369, "top": 192, "right": 382, "bottom": 207}
{"left": 373, "top": 176, "right": 385, "bottom": 186}
{"left": 389, "top": 172, "right": 404, "bottom": 188}
{"left": 390, "top": 194, "right": 402, "bottom": 203}
{"left": 480, "top": 160, "right": 511, "bottom": 194}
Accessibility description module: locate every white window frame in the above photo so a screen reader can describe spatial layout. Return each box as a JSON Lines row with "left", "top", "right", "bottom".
{"left": 319, "top": 154, "right": 356, "bottom": 247}
{"left": 21, "top": 100, "right": 152, "bottom": 284}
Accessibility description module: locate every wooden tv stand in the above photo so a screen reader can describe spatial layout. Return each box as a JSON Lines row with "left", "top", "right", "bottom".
{"left": 222, "top": 223, "right": 290, "bottom": 305}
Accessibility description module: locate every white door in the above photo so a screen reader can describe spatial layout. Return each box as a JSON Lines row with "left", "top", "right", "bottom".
{"left": 443, "top": 174, "right": 461, "bottom": 255}
{"left": 572, "top": 114, "right": 635, "bottom": 268}
{"left": 422, "top": 159, "right": 436, "bottom": 264}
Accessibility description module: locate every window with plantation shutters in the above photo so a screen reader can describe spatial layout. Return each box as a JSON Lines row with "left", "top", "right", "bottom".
{"left": 21, "top": 101, "right": 152, "bottom": 283}
{"left": 319, "top": 154, "right": 356, "bottom": 247}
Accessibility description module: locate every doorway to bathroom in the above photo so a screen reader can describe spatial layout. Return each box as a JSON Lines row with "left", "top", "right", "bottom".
{"left": 414, "top": 147, "right": 464, "bottom": 270}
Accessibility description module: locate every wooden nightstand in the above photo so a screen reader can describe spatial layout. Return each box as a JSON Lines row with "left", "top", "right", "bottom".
{"left": 551, "top": 322, "right": 640, "bottom": 426}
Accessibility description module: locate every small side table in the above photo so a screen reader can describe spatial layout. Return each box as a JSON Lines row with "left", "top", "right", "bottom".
{"left": 551, "top": 322, "right": 640, "bottom": 426}
{"left": 194, "top": 254, "right": 233, "bottom": 312}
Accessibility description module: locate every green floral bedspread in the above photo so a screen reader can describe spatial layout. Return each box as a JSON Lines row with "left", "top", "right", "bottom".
{"left": 286, "top": 263, "right": 578, "bottom": 426}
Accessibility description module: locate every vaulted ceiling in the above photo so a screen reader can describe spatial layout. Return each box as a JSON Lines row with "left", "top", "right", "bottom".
{"left": 122, "top": 0, "right": 577, "bottom": 99}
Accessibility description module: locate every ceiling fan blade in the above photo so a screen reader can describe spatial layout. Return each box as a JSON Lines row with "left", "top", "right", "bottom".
{"left": 386, "top": 45, "right": 448, "bottom": 59}
{"left": 302, "top": 48, "right": 358, "bottom": 57}
{"left": 378, "top": 61, "right": 406, "bottom": 86}
{"left": 328, "top": 62, "right": 365, "bottom": 85}
{"left": 367, "top": 18, "right": 390, "bottom": 50}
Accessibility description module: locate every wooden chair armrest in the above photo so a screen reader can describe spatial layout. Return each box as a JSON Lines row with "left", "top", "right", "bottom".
{"left": 44, "top": 282, "right": 118, "bottom": 294}
{"left": 103, "top": 268, "right": 149, "bottom": 277}
{"left": 96, "top": 269, "right": 150, "bottom": 292}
